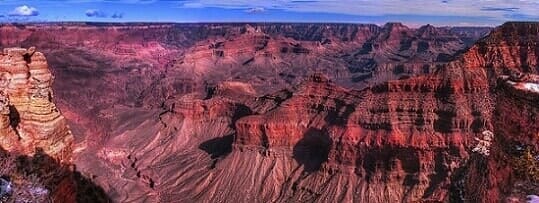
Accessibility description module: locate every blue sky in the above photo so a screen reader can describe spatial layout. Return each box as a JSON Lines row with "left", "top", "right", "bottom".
{"left": 0, "top": 0, "right": 538, "bottom": 26}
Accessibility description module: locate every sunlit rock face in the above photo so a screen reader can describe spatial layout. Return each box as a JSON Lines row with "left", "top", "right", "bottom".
{"left": 0, "top": 90, "right": 18, "bottom": 151}
{"left": 0, "top": 47, "right": 73, "bottom": 163}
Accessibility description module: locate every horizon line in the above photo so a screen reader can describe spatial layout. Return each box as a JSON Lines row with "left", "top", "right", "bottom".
{"left": 0, "top": 20, "right": 511, "bottom": 28}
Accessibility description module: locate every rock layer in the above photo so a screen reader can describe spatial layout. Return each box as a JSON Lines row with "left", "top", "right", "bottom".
{"left": 0, "top": 23, "right": 491, "bottom": 153}
{"left": 70, "top": 22, "right": 536, "bottom": 202}
{"left": 0, "top": 47, "right": 73, "bottom": 163}
{"left": 6, "top": 22, "right": 539, "bottom": 202}
{"left": 458, "top": 74, "right": 539, "bottom": 202}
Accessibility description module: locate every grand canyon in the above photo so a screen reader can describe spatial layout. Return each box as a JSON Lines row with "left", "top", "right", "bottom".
{"left": 0, "top": 20, "right": 538, "bottom": 202}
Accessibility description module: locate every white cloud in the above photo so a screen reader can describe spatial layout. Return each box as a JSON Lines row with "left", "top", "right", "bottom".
{"left": 8, "top": 5, "right": 39, "bottom": 16}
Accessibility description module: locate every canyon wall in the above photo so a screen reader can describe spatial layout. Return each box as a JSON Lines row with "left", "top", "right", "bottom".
{"left": 70, "top": 22, "right": 533, "bottom": 202}
{"left": 3, "top": 22, "right": 538, "bottom": 202}
{"left": 0, "top": 23, "right": 491, "bottom": 152}
{"left": 458, "top": 74, "right": 539, "bottom": 202}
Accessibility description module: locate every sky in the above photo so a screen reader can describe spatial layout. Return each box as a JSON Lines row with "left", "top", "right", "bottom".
{"left": 0, "top": 0, "right": 538, "bottom": 26}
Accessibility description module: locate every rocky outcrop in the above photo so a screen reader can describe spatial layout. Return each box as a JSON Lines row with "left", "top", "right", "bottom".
{"left": 232, "top": 67, "right": 492, "bottom": 202}
{"left": 449, "top": 22, "right": 539, "bottom": 202}
{"left": 0, "top": 90, "right": 18, "bottom": 151}
{"left": 0, "top": 47, "right": 73, "bottom": 163}
{"left": 456, "top": 74, "right": 539, "bottom": 202}
{"left": 496, "top": 74, "right": 539, "bottom": 149}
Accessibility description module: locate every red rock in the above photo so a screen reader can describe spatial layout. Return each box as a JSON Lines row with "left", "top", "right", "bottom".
{"left": 0, "top": 47, "right": 73, "bottom": 163}
{"left": 8, "top": 22, "right": 539, "bottom": 202}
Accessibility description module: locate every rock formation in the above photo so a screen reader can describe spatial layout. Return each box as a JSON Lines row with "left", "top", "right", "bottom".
{"left": 0, "top": 90, "right": 18, "bottom": 151}
{"left": 66, "top": 22, "right": 535, "bottom": 202}
{"left": 8, "top": 22, "right": 539, "bottom": 202}
{"left": 0, "top": 47, "right": 73, "bottom": 163}
{"left": 0, "top": 23, "right": 491, "bottom": 151}
{"left": 455, "top": 73, "right": 539, "bottom": 202}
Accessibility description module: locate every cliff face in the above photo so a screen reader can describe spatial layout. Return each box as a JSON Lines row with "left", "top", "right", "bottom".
{"left": 0, "top": 47, "right": 73, "bottom": 163}
{"left": 176, "top": 22, "right": 480, "bottom": 93}
{"left": 68, "top": 22, "right": 535, "bottom": 202}
{"left": 458, "top": 74, "right": 539, "bottom": 202}
{"left": 79, "top": 68, "right": 488, "bottom": 202}
{"left": 4, "top": 22, "right": 539, "bottom": 202}
{"left": 0, "top": 23, "right": 490, "bottom": 154}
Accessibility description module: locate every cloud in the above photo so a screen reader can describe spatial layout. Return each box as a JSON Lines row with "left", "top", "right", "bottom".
{"left": 481, "top": 7, "right": 520, "bottom": 12}
{"left": 85, "top": 9, "right": 108, "bottom": 17}
{"left": 86, "top": 9, "right": 123, "bottom": 18}
{"left": 0, "top": 0, "right": 537, "bottom": 25}
{"left": 8, "top": 5, "right": 39, "bottom": 16}
{"left": 111, "top": 13, "right": 124, "bottom": 18}
{"left": 246, "top": 7, "right": 265, "bottom": 13}
{"left": 0, "top": 0, "right": 158, "bottom": 4}
{"left": 177, "top": 0, "right": 539, "bottom": 22}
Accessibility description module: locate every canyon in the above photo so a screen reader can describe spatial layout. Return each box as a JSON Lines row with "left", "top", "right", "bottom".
{"left": 0, "top": 22, "right": 537, "bottom": 202}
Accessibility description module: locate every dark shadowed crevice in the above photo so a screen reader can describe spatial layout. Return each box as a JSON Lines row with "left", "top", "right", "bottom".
{"left": 198, "top": 135, "right": 234, "bottom": 159}
{"left": 73, "top": 171, "right": 111, "bottom": 203}
{"left": 399, "top": 149, "right": 421, "bottom": 189}
{"left": 204, "top": 83, "right": 217, "bottom": 100}
{"left": 231, "top": 104, "right": 252, "bottom": 125}
{"left": 433, "top": 82, "right": 456, "bottom": 133}
{"left": 398, "top": 149, "right": 420, "bottom": 174}
{"left": 293, "top": 128, "right": 332, "bottom": 172}
{"left": 8, "top": 105, "right": 20, "bottom": 131}
{"left": 324, "top": 99, "right": 355, "bottom": 126}
{"left": 360, "top": 148, "right": 420, "bottom": 184}
{"left": 393, "top": 64, "right": 405, "bottom": 75}
{"left": 423, "top": 151, "right": 449, "bottom": 198}
{"left": 470, "top": 117, "right": 484, "bottom": 133}
{"left": 434, "top": 110, "right": 456, "bottom": 133}
{"left": 23, "top": 53, "right": 32, "bottom": 64}
{"left": 417, "top": 41, "right": 429, "bottom": 53}
{"left": 519, "top": 45, "right": 530, "bottom": 72}
{"left": 434, "top": 83, "right": 454, "bottom": 101}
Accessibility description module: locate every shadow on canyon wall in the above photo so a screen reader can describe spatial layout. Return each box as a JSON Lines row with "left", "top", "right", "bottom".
{"left": 293, "top": 128, "right": 332, "bottom": 172}
{"left": 199, "top": 135, "right": 234, "bottom": 159}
